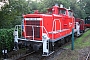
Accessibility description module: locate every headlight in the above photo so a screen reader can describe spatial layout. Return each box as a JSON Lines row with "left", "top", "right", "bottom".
{"left": 42, "top": 35, "right": 47, "bottom": 39}
{"left": 42, "top": 33, "right": 49, "bottom": 40}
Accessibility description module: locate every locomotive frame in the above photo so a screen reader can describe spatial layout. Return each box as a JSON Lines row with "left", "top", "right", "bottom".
{"left": 13, "top": 4, "right": 80, "bottom": 56}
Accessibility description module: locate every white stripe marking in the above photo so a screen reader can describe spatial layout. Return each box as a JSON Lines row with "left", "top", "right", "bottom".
{"left": 25, "top": 18, "right": 42, "bottom": 20}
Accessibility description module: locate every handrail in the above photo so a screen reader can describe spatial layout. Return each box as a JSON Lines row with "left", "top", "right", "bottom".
{"left": 52, "top": 19, "right": 61, "bottom": 40}
{"left": 14, "top": 25, "right": 49, "bottom": 41}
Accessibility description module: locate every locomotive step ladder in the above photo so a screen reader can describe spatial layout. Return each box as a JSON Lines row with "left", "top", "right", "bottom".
{"left": 42, "top": 38, "right": 54, "bottom": 56}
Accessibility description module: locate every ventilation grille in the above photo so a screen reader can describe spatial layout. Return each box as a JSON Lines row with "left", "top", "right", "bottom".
{"left": 25, "top": 20, "right": 40, "bottom": 39}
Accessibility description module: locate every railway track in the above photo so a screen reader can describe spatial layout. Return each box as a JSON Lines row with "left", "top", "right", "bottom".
{"left": 7, "top": 42, "right": 69, "bottom": 60}
{"left": 13, "top": 41, "right": 70, "bottom": 60}
{"left": 6, "top": 35, "right": 73, "bottom": 60}
{"left": 13, "top": 48, "right": 65, "bottom": 60}
{"left": 7, "top": 34, "right": 78, "bottom": 60}
{"left": 16, "top": 51, "right": 35, "bottom": 60}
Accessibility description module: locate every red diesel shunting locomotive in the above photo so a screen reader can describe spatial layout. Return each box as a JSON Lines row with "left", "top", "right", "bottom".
{"left": 13, "top": 4, "right": 80, "bottom": 56}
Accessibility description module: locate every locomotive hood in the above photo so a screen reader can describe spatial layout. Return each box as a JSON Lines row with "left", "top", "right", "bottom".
{"left": 23, "top": 14, "right": 45, "bottom": 18}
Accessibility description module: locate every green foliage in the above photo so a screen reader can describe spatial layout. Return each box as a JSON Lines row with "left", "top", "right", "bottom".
{"left": 0, "top": 29, "right": 14, "bottom": 57}
{"left": 74, "top": 30, "right": 90, "bottom": 49}
{"left": 37, "top": 0, "right": 70, "bottom": 13}
{"left": 0, "top": 0, "right": 33, "bottom": 29}
{"left": 65, "top": 30, "right": 90, "bottom": 49}
{"left": 36, "top": 0, "right": 87, "bottom": 18}
{"left": 1, "top": 0, "right": 90, "bottom": 29}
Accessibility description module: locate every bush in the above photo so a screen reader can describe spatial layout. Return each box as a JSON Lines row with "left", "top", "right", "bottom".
{"left": 0, "top": 28, "right": 14, "bottom": 57}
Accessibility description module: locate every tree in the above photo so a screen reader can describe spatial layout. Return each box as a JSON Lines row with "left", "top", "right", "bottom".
{"left": 83, "top": 0, "right": 90, "bottom": 16}
{"left": 0, "top": 0, "right": 89, "bottom": 28}
{"left": 0, "top": 0, "right": 33, "bottom": 28}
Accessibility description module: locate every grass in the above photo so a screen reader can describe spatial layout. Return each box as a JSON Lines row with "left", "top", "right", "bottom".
{"left": 56, "top": 30, "right": 90, "bottom": 60}
{"left": 66, "top": 29, "right": 90, "bottom": 49}
{"left": 74, "top": 30, "right": 90, "bottom": 49}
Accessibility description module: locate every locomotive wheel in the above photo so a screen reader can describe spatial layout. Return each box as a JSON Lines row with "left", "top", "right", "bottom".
{"left": 61, "top": 38, "right": 65, "bottom": 45}
{"left": 68, "top": 36, "right": 71, "bottom": 42}
{"left": 33, "top": 44, "right": 39, "bottom": 51}
{"left": 33, "top": 43, "right": 42, "bottom": 52}
{"left": 29, "top": 46, "right": 33, "bottom": 52}
{"left": 65, "top": 37, "right": 69, "bottom": 43}
{"left": 26, "top": 45, "right": 33, "bottom": 53}
{"left": 49, "top": 42, "right": 54, "bottom": 51}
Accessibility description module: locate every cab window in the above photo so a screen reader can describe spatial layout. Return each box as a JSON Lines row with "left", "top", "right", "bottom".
{"left": 59, "top": 10, "right": 66, "bottom": 15}
{"left": 68, "top": 11, "right": 73, "bottom": 17}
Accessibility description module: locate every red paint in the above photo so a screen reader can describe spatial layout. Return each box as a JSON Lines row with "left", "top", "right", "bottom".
{"left": 22, "top": 5, "right": 75, "bottom": 42}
